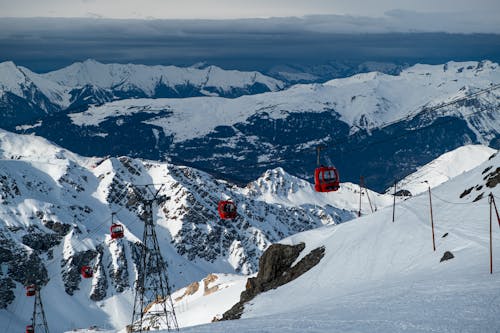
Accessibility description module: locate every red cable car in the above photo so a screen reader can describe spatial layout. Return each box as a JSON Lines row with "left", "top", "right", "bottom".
{"left": 26, "top": 325, "right": 34, "bottom": 333}
{"left": 81, "top": 266, "right": 93, "bottom": 279}
{"left": 110, "top": 223, "right": 124, "bottom": 239}
{"left": 313, "top": 146, "right": 340, "bottom": 193}
{"left": 25, "top": 284, "right": 36, "bottom": 297}
{"left": 314, "top": 166, "right": 340, "bottom": 192}
{"left": 218, "top": 200, "right": 237, "bottom": 219}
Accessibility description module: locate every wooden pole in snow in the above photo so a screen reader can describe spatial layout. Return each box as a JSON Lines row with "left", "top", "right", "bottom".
{"left": 490, "top": 193, "right": 493, "bottom": 274}
{"left": 491, "top": 194, "right": 500, "bottom": 228}
{"left": 358, "top": 176, "right": 364, "bottom": 217}
{"left": 392, "top": 181, "right": 397, "bottom": 222}
{"left": 426, "top": 182, "right": 436, "bottom": 252}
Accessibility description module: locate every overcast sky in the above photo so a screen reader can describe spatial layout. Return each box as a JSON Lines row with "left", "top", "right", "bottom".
{"left": 0, "top": 1, "right": 499, "bottom": 73}
{"left": 1, "top": 0, "right": 500, "bottom": 20}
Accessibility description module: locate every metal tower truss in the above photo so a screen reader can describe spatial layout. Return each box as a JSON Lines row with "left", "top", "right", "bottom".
{"left": 32, "top": 288, "right": 50, "bottom": 333}
{"left": 130, "top": 185, "right": 178, "bottom": 332}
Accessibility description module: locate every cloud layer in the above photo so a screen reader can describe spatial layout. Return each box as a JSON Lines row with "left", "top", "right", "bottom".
{"left": 0, "top": 16, "right": 499, "bottom": 73}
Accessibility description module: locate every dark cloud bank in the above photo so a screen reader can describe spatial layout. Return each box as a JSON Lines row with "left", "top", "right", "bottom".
{"left": 1, "top": 16, "right": 499, "bottom": 74}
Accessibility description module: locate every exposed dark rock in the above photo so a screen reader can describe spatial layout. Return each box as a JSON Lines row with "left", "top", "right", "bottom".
{"left": 442, "top": 233, "right": 449, "bottom": 238}
{"left": 6, "top": 247, "right": 48, "bottom": 287}
{"left": 485, "top": 167, "right": 500, "bottom": 188}
{"left": 0, "top": 277, "right": 16, "bottom": 309}
{"left": 90, "top": 246, "right": 108, "bottom": 301}
{"left": 22, "top": 232, "right": 62, "bottom": 252}
{"left": 43, "top": 220, "right": 71, "bottom": 235}
{"left": 61, "top": 249, "right": 98, "bottom": 295}
{"left": 460, "top": 187, "right": 473, "bottom": 198}
{"left": 440, "top": 251, "right": 454, "bottom": 262}
{"left": 108, "top": 240, "right": 130, "bottom": 293}
{"left": 473, "top": 193, "right": 484, "bottom": 202}
{"left": 395, "top": 189, "right": 412, "bottom": 197}
{"left": 482, "top": 166, "right": 493, "bottom": 174}
{"left": 222, "top": 242, "right": 325, "bottom": 321}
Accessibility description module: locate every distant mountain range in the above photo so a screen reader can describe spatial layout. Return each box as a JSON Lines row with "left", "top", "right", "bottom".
{"left": 0, "top": 59, "right": 284, "bottom": 127}
{"left": 0, "top": 60, "right": 499, "bottom": 191}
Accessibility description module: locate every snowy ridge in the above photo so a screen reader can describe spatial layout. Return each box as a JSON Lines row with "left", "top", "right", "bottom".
{"left": 387, "top": 144, "right": 497, "bottom": 195}
{"left": 0, "top": 59, "right": 284, "bottom": 112}
{"left": 42, "top": 60, "right": 284, "bottom": 94}
{"left": 68, "top": 60, "right": 500, "bottom": 143}
{"left": 245, "top": 167, "right": 393, "bottom": 215}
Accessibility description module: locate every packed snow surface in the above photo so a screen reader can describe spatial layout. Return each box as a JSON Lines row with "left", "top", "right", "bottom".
{"left": 173, "top": 150, "right": 500, "bottom": 333}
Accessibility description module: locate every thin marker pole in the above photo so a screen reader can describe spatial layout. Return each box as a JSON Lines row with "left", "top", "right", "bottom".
{"left": 492, "top": 194, "right": 500, "bottom": 228}
{"left": 427, "top": 183, "right": 436, "bottom": 252}
{"left": 358, "top": 176, "right": 363, "bottom": 217}
{"left": 490, "top": 193, "right": 493, "bottom": 274}
{"left": 392, "top": 181, "right": 397, "bottom": 222}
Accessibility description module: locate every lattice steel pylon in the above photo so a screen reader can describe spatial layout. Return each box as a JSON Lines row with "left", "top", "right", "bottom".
{"left": 129, "top": 186, "right": 179, "bottom": 332}
{"left": 32, "top": 288, "right": 50, "bottom": 333}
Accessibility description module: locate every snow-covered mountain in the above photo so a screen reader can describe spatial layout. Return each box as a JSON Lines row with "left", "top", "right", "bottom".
{"left": 68, "top": 60, "right": 500, "bottom": 141}
{"left": 0, "top": 59, "right": 284, "bottom": 127}
{"left": 173, "top": 143, "right": 500, "bottom": 333}
{"left": 36, "top": 60, "right": 498, "bottom": 191}
{"left": 0, "top": 129, "right": 392, "bottom": 332}
{"left": 386, "top": 144, "right": 497, "bottom": 196}
{"left": 2, "top": 60, "right": 499, "bottom": 190}
{"left": 43, "top": 59, "right": 284, "bottom": 98}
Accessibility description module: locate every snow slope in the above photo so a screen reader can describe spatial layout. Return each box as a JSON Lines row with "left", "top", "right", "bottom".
{"left": 387, "top": 144, "right": 497, "bottom": 195}
{"left": 167, "top": 150, "right": 500, "bottom": 333}
{"left": 68, "top": 60, "right": 500, "bottom": 143}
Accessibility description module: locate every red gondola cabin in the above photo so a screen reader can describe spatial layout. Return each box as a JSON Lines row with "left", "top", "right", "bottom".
{"left": 25, "top": 284, "right": 36, "bottom": 297}
{"left": 218, "top": 200, "right": 237, "bottom": 219}
{"left": 314, "top": 166, "right": 340, "bottom": 192}
{"left": 81, "top": 266, "right": 93, "bottom": 278}
{"left": 26, "top": 325, "right": 34, "bottom": 333}
{"left": 110, "top": 223, "right": 124, "bottom": 239}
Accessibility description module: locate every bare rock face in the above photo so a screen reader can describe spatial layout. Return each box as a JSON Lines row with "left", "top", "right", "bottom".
{"left": 221, "top": 242, "right": 325, "bottom": 321}
{"left": 440, "top": 251, "right": 455, "bottom": 262}
{"left": 61, "top": 249, "right": 98, "bottom": 295}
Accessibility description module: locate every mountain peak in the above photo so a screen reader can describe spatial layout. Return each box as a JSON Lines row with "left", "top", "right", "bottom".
{"left": 0, "top": 60, "right": 18, "bottom": 70}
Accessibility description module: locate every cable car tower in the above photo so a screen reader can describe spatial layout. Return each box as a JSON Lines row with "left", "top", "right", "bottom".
{"left": 130, "top": 185, "right": 179, "bottom": 332}
{"left": 25, "top": 285, "right": 49, "bottom": 333}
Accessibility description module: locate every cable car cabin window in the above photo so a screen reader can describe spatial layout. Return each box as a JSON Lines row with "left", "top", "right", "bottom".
{"left": 225, "top": 203, "right": 235, "bottom": 212}
{"left": 26, "top": 325, "right": 34, "bottom": 333}
{"left": 322, "top": 170, "right": 337, "bottom": 182}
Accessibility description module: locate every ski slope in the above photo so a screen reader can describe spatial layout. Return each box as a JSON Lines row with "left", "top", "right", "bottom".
{"left": 388, "top": 144, "right": 496, "bottom": 195}
{"left": 169, "top": 150, "right": 500, "bottom": 333}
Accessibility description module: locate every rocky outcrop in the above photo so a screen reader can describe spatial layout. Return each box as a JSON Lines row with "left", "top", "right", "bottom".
{"left": 440, "top": 251, "right": 455, "bottom": 262}
{"left": 108, "top": 240, "right": 130, "bottom": 293}
{"left": 203, "top": 274, "right": 219, "bottom": 296}
{"left": 0, "top": 277, "right": 15, "bottom": 308}
{"left": 0, "top": 231, "right": 49, "bottom": 308}
{"left": 221, "top": 242, "right": 325, "bottom": 321}
{"left": 90, "top": 246, "right": 108, "bottom": 301}
{"left": 61, "top": 250, "right": 98, "bottom": 295}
